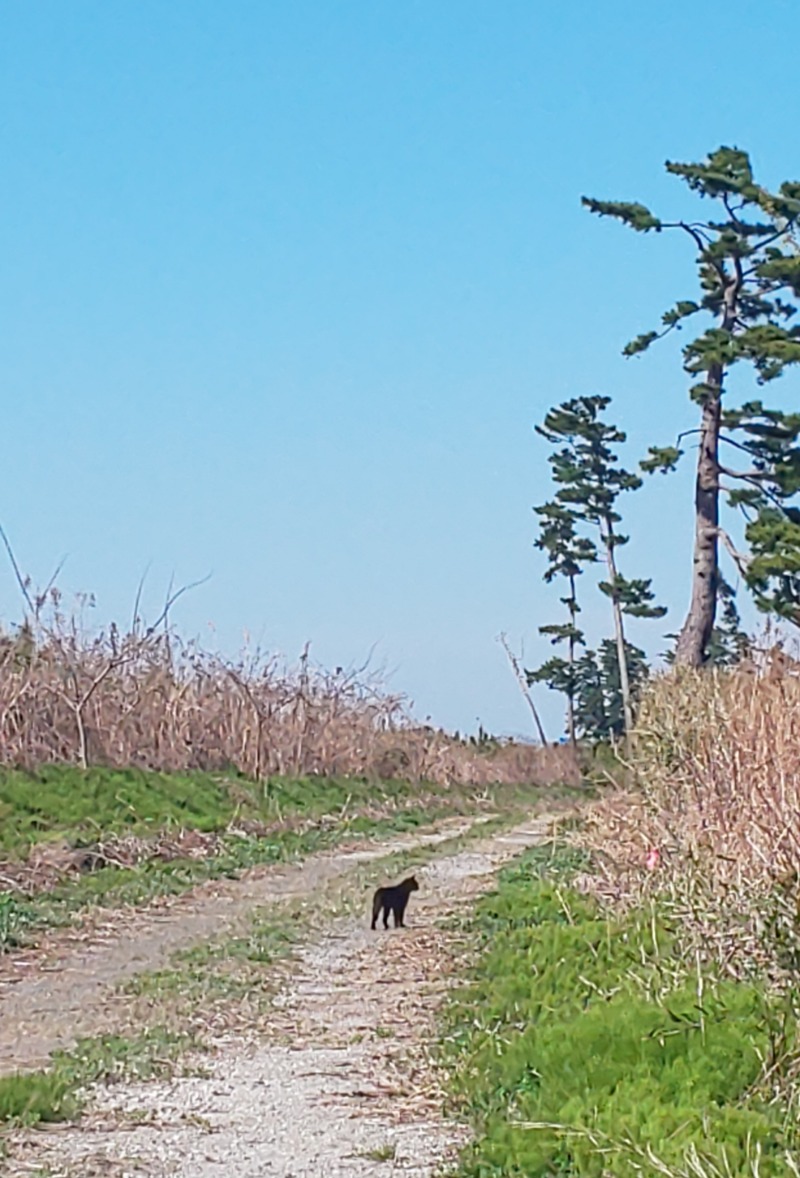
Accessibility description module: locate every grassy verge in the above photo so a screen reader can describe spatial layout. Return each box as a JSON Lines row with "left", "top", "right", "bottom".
{"left": 441, "top": 844, "right": 799, "bottom": 1178}
{"left": 0, "top": 765, "right": 463, "bottom": 857}
{"left": 20, "top": 803, "right": 443, "bottom": 908}
{"left": 0, "top": 769, "right": 576, "bottom": 946}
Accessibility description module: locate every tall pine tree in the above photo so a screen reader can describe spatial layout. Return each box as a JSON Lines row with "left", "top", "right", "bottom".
{"left": 584, "top": 147, "right": 800, "bottom": 665}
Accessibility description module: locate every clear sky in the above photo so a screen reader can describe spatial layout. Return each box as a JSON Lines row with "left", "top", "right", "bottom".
{"left": 2, "top": 1, "right": 799, "bottom": 739}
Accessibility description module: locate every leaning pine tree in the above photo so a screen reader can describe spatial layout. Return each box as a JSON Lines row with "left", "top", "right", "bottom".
{"left": 536, "top": 396, "right": 666, "bottom": 743}
{"left": 584, "top": 147, "right": 800, "bottom": 665}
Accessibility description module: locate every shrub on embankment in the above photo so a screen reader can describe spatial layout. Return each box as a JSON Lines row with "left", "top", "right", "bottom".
{"left": 444, "top": 847, "right": 799, "bottom": 1178}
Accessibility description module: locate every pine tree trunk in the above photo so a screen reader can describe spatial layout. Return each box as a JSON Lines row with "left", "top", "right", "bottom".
{"left": 601, "top": 522, "right": 634, "bottom": 743}
{"left": 674, "top": 371, "right": 722, "bottom": 667}
{"left": 566, "top": 573, "right": 577, "bottom": 747}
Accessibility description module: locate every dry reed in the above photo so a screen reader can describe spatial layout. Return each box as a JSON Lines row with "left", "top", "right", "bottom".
{"left": 577, "top": 645, "right": 800, "bottom": 980}
{"left": 0, "top": 591, "right": 577, "bottom": 788}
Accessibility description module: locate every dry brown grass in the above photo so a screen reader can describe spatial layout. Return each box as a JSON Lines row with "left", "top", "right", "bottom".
{"left": 0, "top": 592, "right": 577, "bottom": 788}
{"left": 577, "top": 644, "right": 800, "bottom": 980}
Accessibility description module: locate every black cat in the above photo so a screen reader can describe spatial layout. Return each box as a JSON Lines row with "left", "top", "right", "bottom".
{"left": 370, "top": 875, "right": 419, "bottom": 930}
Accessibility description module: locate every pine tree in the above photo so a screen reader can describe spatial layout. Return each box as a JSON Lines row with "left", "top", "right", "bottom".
{"left": 573, "top": 638, "right": 650, "bottom": 744}
{"left": 584, "top": 147, "right": 800, "bottom": 665}
{"left": 535, "top": 395, "right": 665, "bottom": 743}
{"left": 526, "top": 501, "right": 596, "bottom": 745}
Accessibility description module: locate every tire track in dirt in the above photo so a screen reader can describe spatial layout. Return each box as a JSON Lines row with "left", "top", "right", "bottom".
{"left": 7, "top": 815, "right": 560, "bottom": 1177}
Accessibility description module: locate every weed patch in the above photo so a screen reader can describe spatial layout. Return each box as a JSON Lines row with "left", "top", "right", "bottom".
{"left": 0, "top": 893, "right": 37, "bottom": 952}
{"left": 0, "top": 1070, "right": 77, "bottom": 1127}
{"left": 442, "top": 846, "right": 799, "bottom": 1178}
{"left": 0, "top": 767, "right": 423, "bottom": 859}
{"left": 0, "top": 1028, "right": 194, "bottom": 1129}
{"left": 126, "top": 910, "right": 301, "bottom": 1008}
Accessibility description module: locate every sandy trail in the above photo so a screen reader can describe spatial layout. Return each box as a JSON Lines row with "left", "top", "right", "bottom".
{"left": 4, "top": 812, "right": 560, "bottom": 1176}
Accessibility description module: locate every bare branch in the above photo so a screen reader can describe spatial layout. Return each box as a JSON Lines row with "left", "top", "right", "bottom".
{"left": 717, "top": 464, "right": 773, "bottom": 482}
{"left": 0, "top": 523, "right": 34, "bottom": 616}
{"left": 145, "top": 573, "right": 212, "bottom": 637}
{"left": 662, "top": 220, "right": 727, "bottom": 285}
{"left": 722, "top": 193, "right": 745, "bottom": 232}
{"left": 497, "top": 632, "right": 549, "bottom": 746}
{"left": 718, "top": 528, "right": 752, "bottom": 578}
{"left": 41, "top": 557, "right": 68, "bottom": 607}
{"left": 131, "top": 562, "right": 152, "bottom": 635}
{"left": 719, "top": 434, "right": 761, "bottom": 457}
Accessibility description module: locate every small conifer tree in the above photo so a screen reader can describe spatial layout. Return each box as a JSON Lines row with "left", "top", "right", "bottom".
{"left": 527, "top": 501, "right": 596, "bottom": 745}
{"left": 535, "top": 396, "right": 665, "bottom": 743}
{"left": 573, "top": 638, "right": 650, "bottom": 744}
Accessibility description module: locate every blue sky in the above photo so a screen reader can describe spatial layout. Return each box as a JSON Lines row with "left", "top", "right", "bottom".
{"left": 2, "top": 1, "right": 799, "bottom": 738}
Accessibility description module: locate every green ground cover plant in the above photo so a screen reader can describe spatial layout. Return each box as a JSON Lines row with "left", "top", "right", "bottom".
{"left": 124, "top": 908, "right": 302, "bottom": 1008}
{"left": 0, "top": 894, "right": 37, "bottom": 953}
{"left": 443, "top": 845, "right": 798, "bottom": 1178}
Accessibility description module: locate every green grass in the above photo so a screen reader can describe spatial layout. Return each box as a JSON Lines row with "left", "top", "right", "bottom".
{"left": 0, "top": 893, "right": 38, "bottom": 952}
{"left": 0, "top": 1027, "right": 195, "bottom": 1128}
{"left": 0, "top": 766, "right": 429, "bottom": 858}
{"left": 0, "top": 1070, "right": 77, "bottom": 1126}
{"left": 0, "top": 768, "right": 580, "bottom": 861}
{"left": 360, "top": 1143, "right": 397, "bottom": 1162}
{"left": 0, "top": 771, "right": 575, "bottom": 941}
{"left": 442, "top": 844, "right": 799, "bottom": 1178}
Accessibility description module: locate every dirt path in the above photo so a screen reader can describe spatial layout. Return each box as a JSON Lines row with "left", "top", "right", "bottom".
{"left": 5, "top": 814, "right": 556, "bottom": 1177}
{"left": 0, "top": 816, "right": 485, "bottom": 1075}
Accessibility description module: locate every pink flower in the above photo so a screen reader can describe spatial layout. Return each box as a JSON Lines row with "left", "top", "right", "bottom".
{"left": 645, "top": 847, "right": 661, "bottom": 871}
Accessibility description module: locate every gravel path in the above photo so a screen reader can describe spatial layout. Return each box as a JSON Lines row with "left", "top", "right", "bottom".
{"left": 4, "top": 814, "right": 559, "bottom": 1176}
{"left": 0, "top": 816, "right": 480, "bottom": 1074}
